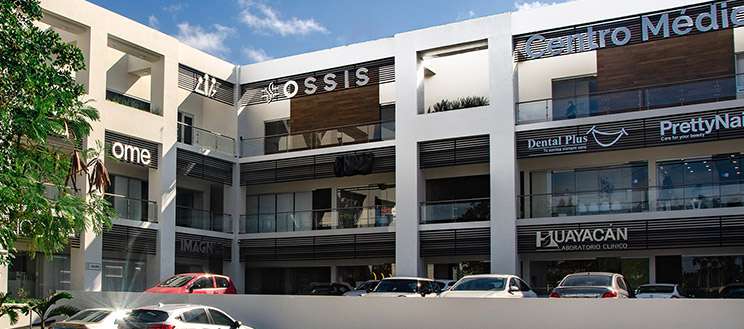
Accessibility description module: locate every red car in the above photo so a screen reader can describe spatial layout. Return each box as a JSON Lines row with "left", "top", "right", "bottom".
{"left": 145, "top": 273, "right": 237, "bottom": 294}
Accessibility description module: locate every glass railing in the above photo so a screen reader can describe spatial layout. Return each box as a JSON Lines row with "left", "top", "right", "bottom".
{"left": 177, "top": 122, "right": 235, "bottom": 156}
{"left": 240, "top": 205, "right": 395, "bottom": 233}
{"left": 106, "top": 89, "right": 152, "bottom": 113}
{"left": 518, "top": 183, "right": 744, "bottom": 219}
{"left": 419, "top": 198, "right": 490, "bottom": 224}
{"left": 176, "top": 206, "right": 232, "bottom": 233}
{"left": 516, "top": 75, "right": 740, "bottom": 124}
{"left": 105, "top": 194, "right": 158, "bottom": 222}
{"left": 240, "top": 120, "right": 395, "bottom": 157}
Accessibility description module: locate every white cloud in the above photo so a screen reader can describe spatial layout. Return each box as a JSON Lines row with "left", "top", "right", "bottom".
{"left": 514, "top": 1, "right": 566, "bottom": 11}
{"left": 163, "top": 3, "right": 184, "bottom": 13}
{"left": 242, "top": 47, "right": 272, "bottom": 63}
{"left": 148, "top": 15, "right": 159, "bottom": 29}
{"left": 176, "top": 23, "right": 235, "bottom": 56}
{"left": 238, "top": 1, "right": 328, "bottom": 36}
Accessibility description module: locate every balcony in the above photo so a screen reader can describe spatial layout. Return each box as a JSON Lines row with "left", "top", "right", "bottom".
{"left": 240, "top": 206, "right": 394, "bottom": 233}
{"left": 177, "top": 122, "right": 235, "bottom": 156}
{"left": 516, "top": 75, "right": 739, "bottom": 124}
{"left": 106, "top": 89, "right": 151, "bottom": 112}
{"left": 419, "top": 198, "right": 490, "bottom": 224}
{"left": 518, "top": 183, "right": 744, "bottom": 219}
{"left": 176, "top": 206, "right": 232, "bottom": 233}
{"left": 105, "top": 194, "right": 158, "bottom": 222}
{"left": 240, "top": 120, "right": 395, "bottom": 157}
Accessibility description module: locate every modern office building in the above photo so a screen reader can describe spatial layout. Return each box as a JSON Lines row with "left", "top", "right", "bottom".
{"left": 4, "top": 0, "right": 744, "bottom": 298}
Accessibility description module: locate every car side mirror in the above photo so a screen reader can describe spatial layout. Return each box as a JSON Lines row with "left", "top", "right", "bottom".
{"left": 509, "top": 286, "right": 520, "bottom": 293}
{"left": 188, "top": 285, "right": 195, "bottom": 293}
{"left": 231, "top": 320, "right": 242, "bottom": 328}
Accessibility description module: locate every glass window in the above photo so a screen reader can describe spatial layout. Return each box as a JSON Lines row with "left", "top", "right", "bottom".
{"left": 208, "top": 309, "right": 234, "bottom": 326}
{"left": 452, "top": 277, "right": 506, "bottom": 291}
{"left": 637, "top": 285, "right": 675, "bottom": 294}
{"left": 181, "top": 308, "right": 210, "bottom": 324}
{"left": 264, "top": 119, "right": 290, "bottom": 154}
{"left": 373, "top": 279, "right": 420, "bottom": 293}
{"left": 215, "top": 277, "right": 230, "bottom": 288}
{"left": 159, "top": 275, "right": 193, "bottom": 287}
{"left": 657, "top": 154, "right": 744, "bottom": 210}
{"left": 616, "top": 277, "right": 628, "bottom": 291}
{"left": 681, "top": 255, "right": 744, "bottom": 298}
{"left": 561, "top": 274, "right": 612, "bottom": 287}
{"left": 551, "top": 76, "right": 597, "bottom": 120}
{"left": 126, "top": 310, "right": 168, "bottom": 323}
{"left": 191, "top": 277, "right": 213, "bottom": 290}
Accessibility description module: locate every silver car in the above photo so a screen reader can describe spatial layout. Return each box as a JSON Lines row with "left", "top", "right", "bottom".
{"left": 117, "top": 304, "right": 253, "bottom": 329}
{"left": 549, "top": 272, "right": 633, "bottom": 298}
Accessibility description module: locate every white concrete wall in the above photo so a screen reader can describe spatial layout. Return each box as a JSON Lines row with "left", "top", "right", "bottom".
{"left": 423, "top": 49, "right": 490, "bottom": 111}
{"left": 62, "top": 291, "right": 744, "bottom": 329}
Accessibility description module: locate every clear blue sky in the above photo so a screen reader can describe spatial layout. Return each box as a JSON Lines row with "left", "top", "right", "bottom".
{"left": 87, "top": 0, "right": 566, "bottom": 64}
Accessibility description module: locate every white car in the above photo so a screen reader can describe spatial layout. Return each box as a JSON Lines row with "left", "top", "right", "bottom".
{"left": 635, "top": 284, "right": 685, "bottom": 298}
{"left": 364, "top": 277, "right": 441, "bottom": 297}
{"left": 117, "top": 304, "right": 253, "bottom": 329}
{"left": 439, "top": 274, "right": 537, "bottom": 298}
{"left": 52, "top": 308, "right": 129, "bottom": 329}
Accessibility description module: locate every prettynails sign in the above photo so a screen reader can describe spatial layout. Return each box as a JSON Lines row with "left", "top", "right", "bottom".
{"left": 262, "top": 67, "right": 370, "bottom": 104}
{"left": 521, "top": 1, "right": 744, "bottom": 60}
{"left": 659, "top": 112, "right": 744, "bottom": 142}
{"left": 526, "top": 125, "right": 628, "bottom": 154}
{"left": 536, "top": 228, "right": 629, "bottom": 251}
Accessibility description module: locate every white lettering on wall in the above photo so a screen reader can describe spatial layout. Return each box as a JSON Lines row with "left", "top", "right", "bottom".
{"left": 111, "top": 141, "right": 152, "bottom": 166}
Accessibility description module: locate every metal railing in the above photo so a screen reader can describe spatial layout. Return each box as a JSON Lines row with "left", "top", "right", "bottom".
{"left": 419, "top": 198, "right": 490, "bottom": 224}
{"left": 239, "top": 205, "right": 395, "bottom": 233}
{"left": 177, "top": 122, "right": 235, "bottom": 156}
{"left": 516, "top": 74, "right": 741, "bottom": 124}
{"left": 176, "top": 206, "right": 233, "bottom": 233}
{"left": 106, "top": 89, "right": 152, "bottom": 113}
{"left": 240, "top": 120, "right": 395, "bottom": 157}
{"left": 518, "top": 183, "right": 744, "bottom": 219}
{"left": 105, "top": 194, "right": 158, "bottom": 222}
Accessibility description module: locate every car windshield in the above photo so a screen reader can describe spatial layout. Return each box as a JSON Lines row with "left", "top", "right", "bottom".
{"left": 68, "top": 310, "right": 111, "bottom": 322}
{"left": 159, "top": 275, "right": 193, "bottom": 287}
{"left": 357, "top": 281, "right": 378, "bottom": 290}
{"left": 637, "top": 285, "right": 674, "bottom": 294}
{"left": 125, "top": 310, "right": 169, "bottom": 323}
{"left": 722, "top": 287, "right": 744, "bottom": 298}
{"left": 373, "top": 279, "right": 420, "bottom": 293}
{"left": 561, "top": 275, "right": 612, "bottom": 287}
{"left": 452, "top": 277, "right": 506, "bottom": 291}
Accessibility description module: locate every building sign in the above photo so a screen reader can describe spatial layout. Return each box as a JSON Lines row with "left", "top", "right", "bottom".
{"left": 175, "top": 233, "right": 231, "bottom": 259}
{"left": 111, "top": 141, "right": 151, "bottom": 166}
{"left": 513, "top": 1, "right": 744, "bottom": 61}
{"left": 516, "top": 108, "right": 744, "bottom": 158}
{"left": 105, "top": 131, "right": 159, "bottom": 169}
{"left": 178, "top": 64, "right": 235, "bottom": 105}
{"left": 240, "top": 57, "right": 395, "bottom": 106}
{"left": 536, "top": 228, "right": 628, "bottom": 251}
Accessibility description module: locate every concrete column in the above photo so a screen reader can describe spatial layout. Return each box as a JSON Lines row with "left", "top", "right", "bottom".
{"left": 0, "top": 261, "right": 8, "bottom": 294}
{"left": 488, "top": 16, "right": 518, "bottom": 275}
{"left": 228, "top": 163, "right": 244, "bottom": 292}
{"left": 649, "top": 256, "right": 657, "bottom": 284}
{"left": 394, "top": 41, "right": 424, "bottom": 277}
{"left": 648, "top": 159, "right": 657, "bottom": 211}
{"left": 153, "top": 54, "right": 178, "bottom": 281}
{"left": 330, "top": 265, "right": 338, "bottom": 283}
{"left": 70, "top": 26, "right": 106, "bottom": 292}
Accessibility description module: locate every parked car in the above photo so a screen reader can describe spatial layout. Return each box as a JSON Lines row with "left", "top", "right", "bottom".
{"left": 117, "top": 304, "right": 252, "bottom": 329}
{"left": 145, "top": 273, "right": 237, "bottom": 294}
{"left": 635, "top": 284, "right": 685, "bottom": 298}
{"left": 365, "top": 277, "right": 441, "bottom": 297}
{"left": 549, "top": 272, "right": 632, "bottom": 298}
{"left": 52, "top": 308, "right": 129, "bottom": 329}
{"left": 719, "top": 283, "right": 744, "bottom": 298}
{"left": 300, "top": 282, "right": 352, "bottom": 296}
{"left": 439, "top": 274, "right": 537, "bottom": 298}
{"left": 343, "top": 280, "right": 380, "bottom": 296}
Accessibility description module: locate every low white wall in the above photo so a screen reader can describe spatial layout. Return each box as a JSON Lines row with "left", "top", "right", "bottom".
{"left": 61, "top": 291, "right": 744, "bottom": 329}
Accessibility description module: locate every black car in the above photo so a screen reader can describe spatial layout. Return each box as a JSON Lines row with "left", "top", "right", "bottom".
{"left": 719, "top": 283, "right": 744, "bottom": 298}
{"left": 301, "top": 282, "right": 352, "bottom": 296}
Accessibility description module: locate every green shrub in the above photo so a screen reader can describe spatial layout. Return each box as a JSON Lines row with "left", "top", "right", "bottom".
{"left": 428, "top": 96, "right": 489, "bottom": 113}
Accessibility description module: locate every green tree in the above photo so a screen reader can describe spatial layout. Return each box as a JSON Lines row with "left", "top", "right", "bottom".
{"left": 26, "top": 292, "right": 80, "bottom": 329}
{"left": 0, "top": 0, "right": 114, "bottom": 266}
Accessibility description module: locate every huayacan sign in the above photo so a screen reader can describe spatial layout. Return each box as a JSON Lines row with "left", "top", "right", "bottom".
{"left": 515, "top": 1, "right": 744, "bottom": 60}
{"left": 536, "top": 227, "right": 629, "bottom": 251}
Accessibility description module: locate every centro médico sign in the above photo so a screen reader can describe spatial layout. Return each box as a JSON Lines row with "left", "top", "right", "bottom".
{"left": 262, "top": 67, "right": 370, "bottom": 104}
{"left": 111, "top": 141, "right": 152, "bottom": 166}
{"left": 536, "top": 227, "right": 629, "bottom": 251}
{"left": 523, "top": 2, "right": 744, "bottom": 59}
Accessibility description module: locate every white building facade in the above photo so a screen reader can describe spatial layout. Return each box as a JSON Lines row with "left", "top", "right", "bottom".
{"left": 4, "top": 0, "right": 744, "bottom": 298}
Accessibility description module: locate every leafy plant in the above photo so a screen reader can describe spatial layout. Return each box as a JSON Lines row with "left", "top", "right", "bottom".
{"left": 427, "top": 96, "right": 490, "bottom": 113}
{"left": 0, "top": 293, "right": 26, "bottom": 326}
{"left": 26, "top": 292, "right": 79, "bottom": 329}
